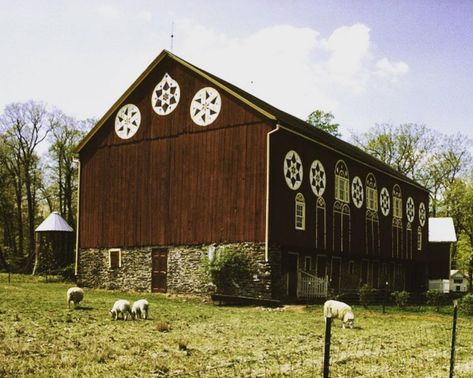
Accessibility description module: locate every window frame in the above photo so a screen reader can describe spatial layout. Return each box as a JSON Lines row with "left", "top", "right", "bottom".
{"left": 109, "top": 248, "right": 122, "bottom": 269}
{"left": 295, "top": 193, "right": 306, "bottom": 230}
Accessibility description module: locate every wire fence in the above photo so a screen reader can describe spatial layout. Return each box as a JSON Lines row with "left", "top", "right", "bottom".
{"left": 156, "top": 306, "right": 473, "bottom": 378}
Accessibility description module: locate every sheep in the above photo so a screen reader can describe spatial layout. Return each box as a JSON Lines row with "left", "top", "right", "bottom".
{"left": 66, "top": 287, "right": 84, "bottom": 309}
{"left": 110, "top": 299, "right": 132, "bottom": 320}
{"left": 131, "top": 299, "right": 149, "bottom": 320}
{"left": 323, "top": 300, "right": 355, "bottom": 329}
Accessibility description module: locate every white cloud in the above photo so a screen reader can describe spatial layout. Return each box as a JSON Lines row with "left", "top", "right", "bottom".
{"left": 173, "top": 20, "right": 409, "bottom": 120}
{"left": 374, "top": 58, "right": 409, "bottom": 81}
{"left": 95, "top": 5, "right": 121, "bottom": 20}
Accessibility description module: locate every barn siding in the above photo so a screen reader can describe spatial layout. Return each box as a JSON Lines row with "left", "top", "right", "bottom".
{"left": 268, "top": 127, "right": 429, "bottom": 262}
{"left": 79, "top": 57, "right": 272, "bottom": 248}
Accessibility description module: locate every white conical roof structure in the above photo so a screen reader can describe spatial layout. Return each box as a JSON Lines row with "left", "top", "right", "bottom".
{"left": 35, "top": 211, "right": 74, "bottom": 232}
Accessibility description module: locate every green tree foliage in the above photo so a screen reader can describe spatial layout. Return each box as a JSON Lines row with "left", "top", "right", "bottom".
{"left": 391, "top": 291, "right": 410, "bottom": 308}
{"left": 444, "top": 178, "right": 473, "bottom": 291}
{"left": 352, "top": 124, "right": 472, "bottom": 216}
{"left": 0, "top": 102, "right": 91, "bottom": 273}
{"left": 306, "top": 110, "right": 341, "bottom": 137}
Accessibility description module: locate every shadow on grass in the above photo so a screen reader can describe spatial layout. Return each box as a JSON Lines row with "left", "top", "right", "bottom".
{"left": 74, "top": 306, "right": 94, "bottom": 311}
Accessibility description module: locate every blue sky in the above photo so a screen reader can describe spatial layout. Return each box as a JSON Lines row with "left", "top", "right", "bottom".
{"left": 1, "top": 0, "right": 472, "bottom": 139}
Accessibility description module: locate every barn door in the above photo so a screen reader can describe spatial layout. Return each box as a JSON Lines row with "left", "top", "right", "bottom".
{"left": 283, "top": 252, "right": 299, "bottom": 298}
{"left": 152, "top": 249, "right": 168, "bottom": 293}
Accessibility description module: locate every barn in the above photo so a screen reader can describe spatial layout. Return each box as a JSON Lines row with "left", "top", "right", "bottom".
{"left": 75, "top": 50, "right": 430, "bottom": 300}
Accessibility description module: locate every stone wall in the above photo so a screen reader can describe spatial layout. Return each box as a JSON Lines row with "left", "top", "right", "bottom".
{"left": 77, "top": 242, "right": 277, "bottom": 299}
{"left": 77, "top": 247, "right": 152, "bottom": 291}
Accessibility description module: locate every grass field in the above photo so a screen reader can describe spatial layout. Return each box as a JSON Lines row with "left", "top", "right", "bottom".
{"left": 1, "top": 274, "right": 472, "bottom": 377}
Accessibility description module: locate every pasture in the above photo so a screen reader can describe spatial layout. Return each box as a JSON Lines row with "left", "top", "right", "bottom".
{"left": 1, "top": 275, "right": 472, "bottom": 377}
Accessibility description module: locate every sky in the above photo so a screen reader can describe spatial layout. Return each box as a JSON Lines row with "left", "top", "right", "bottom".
{"left": 1, "top": 0, "right": 473, "bottom": 140}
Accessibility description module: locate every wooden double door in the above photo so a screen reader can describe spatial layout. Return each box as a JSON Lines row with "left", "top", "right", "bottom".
{"left": 152, "top": 248, "right": 168, "bottom": 293}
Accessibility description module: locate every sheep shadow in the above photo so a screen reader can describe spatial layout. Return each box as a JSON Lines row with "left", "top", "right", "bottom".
{"left": 73, "top": 306, "right": 94, "bottom": 311}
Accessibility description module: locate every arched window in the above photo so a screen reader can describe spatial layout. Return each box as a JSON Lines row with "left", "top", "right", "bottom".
{"left": 393, "top": 185, "right": 403, "bottom": 219}
{"left": 333, "top": 201, "right": 351, "bottom": 252}
{"left": 316, "top": 196, "right": 326, "bottom": 249}
{"left": 406, "top": 222, "right": 413, "bottom": 259}
{"left": 365, "top": 173, "right": 379, "bottom": 255}
{"left": 295, "top": 193, "right": 305, "bottom": 230}
{"left": 417, "top": 226, "right": 422, "bottom": 251}
{"left": 335, "top": 160, "right": 350, "bottom": 203}
{"left": 366, "top": 173, "right": 378, "bottom": 211}
{"left": 392, "top": 185, "right": 403, "bottom": 258}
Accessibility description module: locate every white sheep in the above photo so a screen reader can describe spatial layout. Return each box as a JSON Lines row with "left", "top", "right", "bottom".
{"left": 323, "top": 300, "right": 355, "bottom": 329}
{"left": 131, "top": 299, "right": 149, "bottom": 320}
{"left": 66, "top": 287, "right": 84, "bottom": 309}
{"left": 110, "top": 299, "right": 132, "bottom": 320}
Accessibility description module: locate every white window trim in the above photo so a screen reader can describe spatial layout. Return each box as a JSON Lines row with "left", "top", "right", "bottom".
{"left": 367, "top": 187, "right": 378, "bottom": 211}
{"left": 109, "top": 248, "right": 122, "bottom": 268}
{"left": 295, "top": 193, "right": 306, "bottom": 230}
{"left": 417, "top": 227, "right": 422, "bottom": 251}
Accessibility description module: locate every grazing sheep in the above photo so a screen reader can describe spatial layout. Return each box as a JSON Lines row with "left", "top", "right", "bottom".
{"left": 323, "top": 300, "right": 355, "bottom": 329}
{"left": 66, "top": 287, "right": 84, "bottom": 309}
{"left": 131, "top": 299, "right": 149, "bottom": 320}
{"left": 110, "top": 299, "right": 132, "bottom": 320}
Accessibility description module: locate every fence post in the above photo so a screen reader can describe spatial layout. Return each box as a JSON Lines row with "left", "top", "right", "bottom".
{"left": 383, "top": 281, "right": 388, "bottom": 314}
{"left": 323, "top": 315, "right": 332, "bottom": 378}
{"left": 449, "top": 300, "right": 458, "bottom": 378}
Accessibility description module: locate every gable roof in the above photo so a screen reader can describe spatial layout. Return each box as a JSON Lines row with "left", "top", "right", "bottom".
{"left": 429, "top": 217, "right": 457, "bottom": 242}
{"left": 76, "top": 50, "right": 427, "bottom": 191}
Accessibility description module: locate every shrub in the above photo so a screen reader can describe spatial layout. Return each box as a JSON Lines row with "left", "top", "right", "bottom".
{"left": 203, "top": 247, "right": 256, "bottom": 294}
{"left": 59, "top": 264, "right": 76, "bottom": 282}
{"left": 426, "top": 290, "right": 445, "bottom": 312}
{"left": 391, "top": 291, "right": 410, "bottom": 308}
{"left": 359, "top": 284, "right": 378, "bottom": 308}
{"left": 460, "top": 293, "right": 473, "bottom": 315}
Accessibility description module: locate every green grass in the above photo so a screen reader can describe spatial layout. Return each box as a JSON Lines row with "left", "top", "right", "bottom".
{"left": 0, "top": 274, "right": 472, "bottom": 377}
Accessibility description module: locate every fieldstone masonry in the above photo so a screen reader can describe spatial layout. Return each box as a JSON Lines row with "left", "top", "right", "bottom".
{"left": 77, "top": 242, "right": 280, "bottom": 299}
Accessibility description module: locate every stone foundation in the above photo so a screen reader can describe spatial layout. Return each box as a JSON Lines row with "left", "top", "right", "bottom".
{"left": 77, "top": 242, "right": 277, "bottom": 299}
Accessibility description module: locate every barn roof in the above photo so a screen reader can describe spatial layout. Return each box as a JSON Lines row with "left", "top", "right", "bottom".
{"left": 429, "top": 217, "right": 457, "bottom": 243}
{"left": 76, "top": 50, "right": 427, "bottom": 191}
{"left": 35, "top": 211, "right": 74, "bottom": 233}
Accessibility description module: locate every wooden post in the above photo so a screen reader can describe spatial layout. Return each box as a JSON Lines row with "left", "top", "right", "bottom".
{"left": 323, "top": 315, "right": 332, "bottom": 378}
{"left": 449, "top": 300, "right": 458, "bottom": 378}
{"left": 32, "top": 232, "right": 41, "bottom": 275}
{"left": 383, "top": 281, "right": 388, "bottom": 314}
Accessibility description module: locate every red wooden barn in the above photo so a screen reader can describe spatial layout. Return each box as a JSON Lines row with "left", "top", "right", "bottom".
{"left": 75, "top": 50, "right": 430, "bottom": 299}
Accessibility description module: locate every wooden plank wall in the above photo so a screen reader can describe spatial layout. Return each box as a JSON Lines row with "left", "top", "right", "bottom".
{"left": 79, "top": 57, "right": 272, "bottom": 248}
{"left": 268, "top": 128, "right": 430, "bottom": 262}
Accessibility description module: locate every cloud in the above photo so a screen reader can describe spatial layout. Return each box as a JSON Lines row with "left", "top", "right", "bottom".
{"left": 374, "top": 58, "right": 409, "bottom": 81}
{"left": 95, "top": 5, "right": 120, "bottom": 20}
{"left": 172, "top": 21, "right": 409, "bottom": 121}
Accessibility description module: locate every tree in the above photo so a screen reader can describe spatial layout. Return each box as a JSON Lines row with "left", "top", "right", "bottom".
{"left": 443, "top": 178, "right": 473, "bottom": 291}
{"left": 351, "top": 124, "right": 472, "bottom": 215}
{"left": 0, "top": 101, "right": 51, "bottom": 272}
{"left": 306, "top": 110, "right": 341, "bottom": 137}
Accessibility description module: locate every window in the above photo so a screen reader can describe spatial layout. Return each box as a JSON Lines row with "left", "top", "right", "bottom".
{"left": 316, "top": 196, "right": 327, "bottom": 249}
{"left": 348, "top": 261, "right": 355, "bottom": 275}
{"left": 109, "top": 249, "right": 122, "bottom": 268}
{"left": 295, "top": 193, "right": 305, "bottom": 230}
{"left": 417, "top": 227, "right": 422, "bottom": 251}
{"left": 335, "top": 160, "right": 350, "bottom": 203}
{"left": 366, "top": 173, "right": 378, "bottom": 211}
{"left": 304, "top": 256, "right": 312, "bottom": 272}
{"left": 453, "top": 278, "right": 463, "bottom": 284}
{"left": 393, "top": 185, "right": 402, "bottom": 219}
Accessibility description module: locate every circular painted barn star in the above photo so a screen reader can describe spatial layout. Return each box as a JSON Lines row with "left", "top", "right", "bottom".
{"left": 284, "top": 150, "right": 303, "bottom": 190}
{"left": 151, "top": 73, "right": 180, "bottom": 115}
{"left": 380, "top": 187, "right": 390, "bottom": 216}
{"left": 115, "top": 104, "right": 141, "bottom": 140}
{"left": 310, "top": 160, "right": 326, "bottom": 197}
{"left": 190, "top": 87, "right": 221, "bottom": 126}
{"left": 419, "top": 202, "right": 426, "bottom": 226}
{"left": 351, "top": 176, "right": 364, "bottom": 208}
{"left": 406, "top": 197, "right": 415, "bottom": 223}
